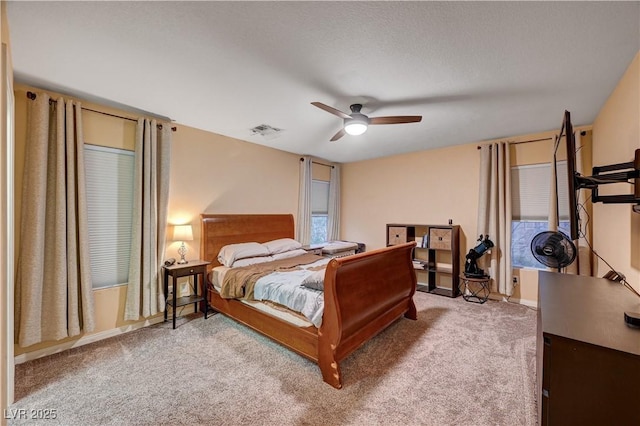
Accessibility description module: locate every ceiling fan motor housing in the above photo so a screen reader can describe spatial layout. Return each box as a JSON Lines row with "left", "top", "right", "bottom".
{"left": 345, "top": 112, "right": 370, "bottom": 126}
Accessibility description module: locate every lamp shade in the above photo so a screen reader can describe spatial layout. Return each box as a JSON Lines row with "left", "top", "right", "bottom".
{"left": 172, "top": 224, "right": 193, "bottom": 241}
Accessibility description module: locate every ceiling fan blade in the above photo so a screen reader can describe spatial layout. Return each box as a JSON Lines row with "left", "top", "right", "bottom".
{"left": 330, "top": 128, "right": 346, "bottom": 142}
{"left": 369, "top": 116, "right": 423, "bottom": 125}
{"left": 311, "top": 102, "right": 351, "bottom": 119}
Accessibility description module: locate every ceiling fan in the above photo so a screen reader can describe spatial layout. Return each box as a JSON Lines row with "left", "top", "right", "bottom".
{"left": 311, "top": 102, "right": 422, "bottom": 141}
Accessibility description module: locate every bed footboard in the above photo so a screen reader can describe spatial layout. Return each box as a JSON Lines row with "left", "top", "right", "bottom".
{"left": 318, "top": 241, "right": 417, "bottom": 388}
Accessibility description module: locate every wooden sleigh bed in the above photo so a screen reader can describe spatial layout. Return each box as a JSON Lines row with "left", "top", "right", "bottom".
{"left": 200, "top": 213, "right": 417, "bottom": 389}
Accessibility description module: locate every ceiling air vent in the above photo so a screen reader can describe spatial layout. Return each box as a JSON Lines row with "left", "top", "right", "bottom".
{"left": 250, "top": 124, "right": 283, "bottom": 140}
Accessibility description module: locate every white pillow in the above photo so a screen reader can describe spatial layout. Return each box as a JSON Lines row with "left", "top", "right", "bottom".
{"left": 272, "top": 248, "right": 307, "bottom": 260}
{"left": 263, "top": 238, "right": 302, "bottom": 255}
{"left": 231, "top": 256, "right": 274, "bottom": 268}
{"left": 300, "top": 269, "right": 325, "bottom": 291}
{"left": 217, "top": 242, "right": 270, "bottom": 267}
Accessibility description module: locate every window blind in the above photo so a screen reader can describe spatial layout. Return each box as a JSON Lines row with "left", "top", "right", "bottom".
{"left": 84, "top": 144, "right": 135, "bottom": 288}
{"left": 312, "top": 180, "right": 329, "bottom": 214}
{"left": 511, "top": 161, "right": 568, "bottom": 221}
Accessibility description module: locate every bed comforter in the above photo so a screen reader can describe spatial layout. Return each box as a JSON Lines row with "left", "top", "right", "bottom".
{"left": 220, "top": 252, "right": 323, "bottom": 299}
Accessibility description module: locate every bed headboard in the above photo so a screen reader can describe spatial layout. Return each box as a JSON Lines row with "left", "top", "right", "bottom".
{"left": 200, "top": 214, "right": 295, "bottom": 271}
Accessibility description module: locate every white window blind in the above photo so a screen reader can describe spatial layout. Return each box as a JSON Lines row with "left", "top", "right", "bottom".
{"left": 311, "top": 180, "right": 330, "bottom": 244}
{"left": 84, "top": 144, "right": 135, "bottom": 289}
{"left": 312, "top": 180, "right": 329, "bottom": 214}
{"left": 511, "top": 161, "right": 568, "bottom": 221}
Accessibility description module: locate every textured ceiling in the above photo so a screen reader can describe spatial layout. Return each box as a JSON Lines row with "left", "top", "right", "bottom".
{"left": 7, "top": 1, "right": 640, "bottom": 163}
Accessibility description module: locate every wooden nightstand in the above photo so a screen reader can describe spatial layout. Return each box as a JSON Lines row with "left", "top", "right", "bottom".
{"left": 163, "top": 259, "right": 211, "bottom": 329}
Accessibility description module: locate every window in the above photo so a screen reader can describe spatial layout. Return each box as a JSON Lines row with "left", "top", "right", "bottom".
{"left": 84, "top": 144, "right": 135, "bottom": 288}
{"left": 511, "top": 161, "right": 569, "bottom": 269}
{"left": 311, "top": 180, "right": 329, "bottom": 244}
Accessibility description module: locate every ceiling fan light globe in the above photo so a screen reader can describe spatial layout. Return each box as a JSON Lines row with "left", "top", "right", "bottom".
{"left": 344, "top": 120, "right": 368, "bottom": 136}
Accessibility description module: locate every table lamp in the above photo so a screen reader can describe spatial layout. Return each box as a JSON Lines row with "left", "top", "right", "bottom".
{"left": 172, "top": 224, "right": 193, "bottom": 264}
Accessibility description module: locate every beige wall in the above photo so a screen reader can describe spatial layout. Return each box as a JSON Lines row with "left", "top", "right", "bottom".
{"left": 341, "top": 143, "right": 479, "bottom": 251}
{"left": 592, "top": 51, "right": 640, "bottom": 293}
{"left": 165, "top": 124, "right": 300, "bottom": 261}
{"left": 341, "top": 127, "right": 592, "bottom": 306}
{"left": 12, "top": 85, "right": 301, "bottom": 357}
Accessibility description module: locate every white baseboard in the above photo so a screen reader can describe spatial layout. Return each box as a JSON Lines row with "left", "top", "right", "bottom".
{"left": 15, "top": 299, "right": 202, "bottom": 364}
{"left": 488, "top": 293, "right": 538, "bottom": 308}
{"left": 13, "top": 307, "right": 196, "bottom": 365}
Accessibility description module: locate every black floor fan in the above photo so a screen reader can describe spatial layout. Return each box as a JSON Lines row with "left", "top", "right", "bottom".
{"left": 531, "top": 231, "right": 577, "bottom": 270}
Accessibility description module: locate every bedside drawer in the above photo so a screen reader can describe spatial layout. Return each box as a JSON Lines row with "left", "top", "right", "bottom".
{"left": 171, "top": 265, "right": 207, "bottom": 278}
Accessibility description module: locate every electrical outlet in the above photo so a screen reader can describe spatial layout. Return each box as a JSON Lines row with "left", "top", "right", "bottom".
{"left": 179, "top": 282, "right": 190, "bottom": 297}
{"left": 512, "top": 276, "right": 519, "bottom": 286}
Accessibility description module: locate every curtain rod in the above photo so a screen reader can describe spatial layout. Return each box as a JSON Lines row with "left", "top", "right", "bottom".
{"left": 300, "top": 157, "right": 334, "bottom": 168}
{"left": 477, "top": 137, "right": 552, "bottom": 149}
{"left": 476, "top": 130, "right": 587, "bottom": 149}
{"left": 26, "top": 91, "right": 177, "bottom": 132}
{"left": 510, "top": 137, "right": 554, "bottom": 146}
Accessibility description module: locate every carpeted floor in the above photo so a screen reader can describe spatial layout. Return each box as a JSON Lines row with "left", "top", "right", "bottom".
{"left": 11, "top": 292, "right": 537, "bottom": 425}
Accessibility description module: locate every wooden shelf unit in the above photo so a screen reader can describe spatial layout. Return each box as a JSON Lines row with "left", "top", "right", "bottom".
{"left": 386, "top": 223, "right": 460, "bottom": 297}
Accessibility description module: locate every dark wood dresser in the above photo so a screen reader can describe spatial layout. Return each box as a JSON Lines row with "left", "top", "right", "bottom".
{"left": 537, "top": 271, "right": 640, "bottom": 425}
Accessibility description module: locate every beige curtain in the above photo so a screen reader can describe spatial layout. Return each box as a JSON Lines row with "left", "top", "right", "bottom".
{"left": 296, "top": 156, "right": 312, "bottom": 245}
{"left": 327, "top": 164, "right": 340, "bottom": 241}
{"left": 124, "top": 119, "right": 171, "bottom": 320}
{"left": 15, "top": 93, "right": 95, "bottom": 347}
{"left": 477, "top": 143, "right": 513, "bottom": 295}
